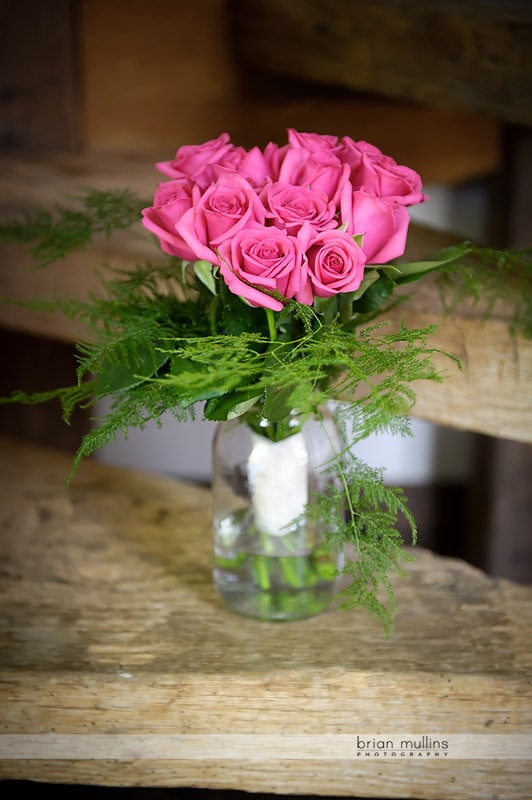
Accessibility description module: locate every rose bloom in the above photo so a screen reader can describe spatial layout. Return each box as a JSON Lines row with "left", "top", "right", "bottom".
{"left": 349, "top": 189, "right": 411, "bottom": 264}
{"left": 263, "top": 129, "right": 339, "bottom": 181}
{"left": 175, "top": 174, "right": 267, "bottom": 264}
{"left": 337, "top": 137, "right": 426, "bottom": 206}
{"left": 262, "top": 140, "right": 289, "bottom": 182}
{"left": 277, "top": 146, "right": 351, "bottom": 206}
{"left": 156, "top": 133, "right": 237, "bottom": 189}
{"left": 287, "top": 128, "right": 339, "bottom": 152}
{"left": 209, "top": 145, "right": 271, "bottom": 189}
{"left": 141, "top": 178, "right": 199, "bottom": 261}
{"left": 217, "top": 223, "right": 306, "bottom": 312}
{"left": 298, "top": 227, "right": 366, "bottom": 301}
{"left": 261, "top": 181, "right": 337, "bottom": 234}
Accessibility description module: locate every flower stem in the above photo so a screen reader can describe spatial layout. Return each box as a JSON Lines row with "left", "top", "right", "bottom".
{"left": 279, "top": 555, "right": 304, "bottom": 588}
{"left": 264, "top": 308, "right": 277, "bottom": 342}
{"left": 279, "top": 555, "right": 318, "bottom": 588}
{"left": 252, "top": 555, "right": 272, "bottom": 590}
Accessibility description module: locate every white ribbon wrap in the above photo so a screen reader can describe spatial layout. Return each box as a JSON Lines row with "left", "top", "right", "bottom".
{"left": 247, "top": 431, "right": 308, "bottom": 537}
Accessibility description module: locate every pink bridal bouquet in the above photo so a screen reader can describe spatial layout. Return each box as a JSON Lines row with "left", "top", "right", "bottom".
{"left": 3, "top": 129, "right": 526, "bottom": 628}
{"left": 142, "top": 129, "right": 427, "bottom": 312}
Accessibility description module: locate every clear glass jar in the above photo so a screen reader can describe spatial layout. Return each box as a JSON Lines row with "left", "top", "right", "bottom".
{"left": 211, "top": 408, "right": 344, "bottom": 621}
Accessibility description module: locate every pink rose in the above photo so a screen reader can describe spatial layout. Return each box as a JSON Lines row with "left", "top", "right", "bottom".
{"left": 337, "top": 137, "right": 382, "bottom": 171}
{"left": 300, "top": 227, "right": 366, "bottom": 300}
{"left": 287, "top": 128, "right": 339, "bottom": 152}
{"left": 141, "top": 179, "right": 199, "bottom": 260}
{"left": 338, "top": 137, "right": 426, "bottom": 206}
{"left": 217, "top": 224, "right": 306, "bottom": 311}
{"left": 155, "top": 133, "right": 235, "bottom": 188}
{"left": 175, "top": 174, "right": 267, "bottom": 264}
{"left": 263, "top": 129, "right": 339, "bottom": 181}
{"left": 263, "top": 141, "right": 289, "bottom": 181}
{"left": 350, "top": 189, "right": 411, "bottom": 264}
{"left": 210, "top": 145, "right": 271, "bottom": 189}
{"left": 261, "top": 181, "right": 337, "bottom": 234}
{"left": 277, "top": 146, "right": 351, "bottom": 205}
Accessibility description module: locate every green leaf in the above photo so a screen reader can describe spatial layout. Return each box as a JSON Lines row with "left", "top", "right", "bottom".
{"left": 204, "top": 388, "right": 262, "bottom": 421}
{"left": 262, "top": 384, "right": 296, "bottom": 422}
{"left": 352, "top": 273, "right": 395, "bottom": 313}
{"left": 215, "top": 279, "right": 269, "bottom": 338}
{"left": 193, "top": 260, "right": 217, "bottom": 295}
{"left": 0, "top": 189, "right": 147, "bottom": 267}
{"left": 383, "top": 243, "right": 473, "bottom": 285}
{"left": 227, "top": 394, "right": 263, "bottom": 419}
{"left": 314, "top": 295, "right": 339, "bottom": 325}
{"left": 352, "top": 268, "right": 381, "bottom": 300}
{"left": 167, "top": 357, "right": 231, "bottom": 406}
{"left": 96, "top": 341, "right": 168, "bottom": 393}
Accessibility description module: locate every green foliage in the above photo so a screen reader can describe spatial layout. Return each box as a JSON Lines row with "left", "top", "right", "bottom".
{"left": 434, "top": 244, "right": 532, "bottom": 338}
{"left": 307, "top": 421, "right": 417, "bottom": 636}
{"left": 0, "top": 189, "right": 145, "bottom": 266}
{"left": 67, "top": 380, "right": 191, "bottom": 482}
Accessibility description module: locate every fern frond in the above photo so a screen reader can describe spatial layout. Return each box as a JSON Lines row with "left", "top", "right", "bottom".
{"left": 0, "top": 189, "right": 147, "bottom": 266}
{"left": 308, "top": 437, "right": 417, "bottom": 635}
{"left": 435, "top": 244, "right": 532, "bottom": 338}
{"left": 68, "top": 380, "right": 191, "bottom": 482}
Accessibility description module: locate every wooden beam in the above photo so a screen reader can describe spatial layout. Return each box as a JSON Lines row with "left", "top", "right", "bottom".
{"left": 0, "top": 0, "right": 80, "bottom": 151}
{"left": 230, "top": 0, "right": 532, "bottom": 127}
{"left": 230, "top": 100, "right": 502, "bottom": 187}
{"left": 387, "top": 283, "right": 532, "bottom": 444}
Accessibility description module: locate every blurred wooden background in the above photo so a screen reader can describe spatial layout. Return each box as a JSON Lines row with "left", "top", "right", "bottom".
{"left": 0, "top": 0, "right": 531, "bottom": 582}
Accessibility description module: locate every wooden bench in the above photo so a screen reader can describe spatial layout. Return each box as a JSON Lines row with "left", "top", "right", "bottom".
{"left": 0, "top": 434, "right": 530, "bottom": 798}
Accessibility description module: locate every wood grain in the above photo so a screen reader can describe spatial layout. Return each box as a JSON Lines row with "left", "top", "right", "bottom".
{"left": 79, "top": 0, "right": 240, "bottom": 154}
{"left": 230, "top": 0, "right": 532, "bottom": 127}
{"left": 385, "top": 287, "right": 532, "bottom": 444}
{"left": 0, "top": 436, "right": 530, "bottom": 797}
{"left": 0, "top": 0, "right": 79, "bottom": 151}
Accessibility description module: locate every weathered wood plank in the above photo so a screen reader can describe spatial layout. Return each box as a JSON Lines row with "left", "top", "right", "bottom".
{"left": 384, "top": 282, "right": 532, "bottom": 444}
{"left": 0, "top": 436, "right": 530, "bottom": 797}
{"left": 0, "top": 0, "right": 79, "bottom": 151}
{"left": 232, "top": 100, "right": 502, "bottom": 187}
{"left": 230, "top": 0, "right": 532, "bottom": 127}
